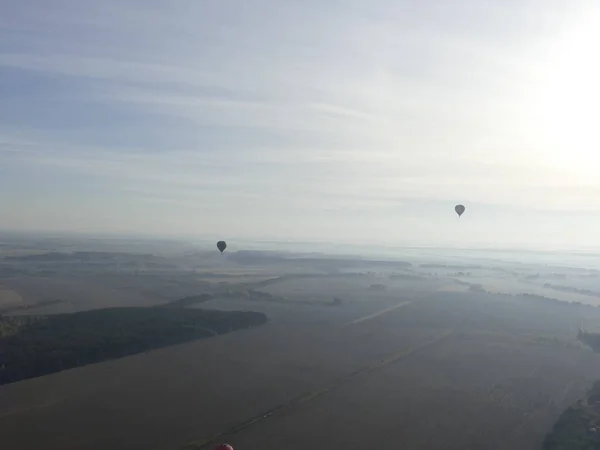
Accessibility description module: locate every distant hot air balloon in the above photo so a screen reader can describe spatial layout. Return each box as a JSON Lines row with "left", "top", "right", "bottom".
{"left": 455, "top": 204, "right": 466, "bottom": 217}
{"left": 216, "top": 241, "right": 227, "bottom": 254}
{"left": 214, "top": 445, "right": 234, "bottom": 450}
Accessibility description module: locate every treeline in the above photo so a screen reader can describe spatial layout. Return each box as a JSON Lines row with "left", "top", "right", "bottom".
{"left": 544, "top": 283, "right": 600, "bottom": 299}
{"left": 420, "top": 264, "right": 482, "bottom": 270}
{"left": 5, "top": 251, "right": 155, "bottom": 262}
{"left": 578, "top": 330, "right": 600, "bottom": 353}
{"left": 0, "top": 307, "right": 267, "bottom": 385}
{"left": 521, "top": 294, "right": 599, "bottom": 311}
{"left": 542, "top": 381, "right": 600, "bottom": 450}
{"left": 163, "top": 294, "right": 214, "bottom": 308}
{"left": 228, "top": 251, "right": 412, "bottom": 269}
{"left": 389, "top": 273, "right": 424, "bottom": 280}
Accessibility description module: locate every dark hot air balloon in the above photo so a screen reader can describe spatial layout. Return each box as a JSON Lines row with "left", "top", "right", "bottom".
{"left": 216, "top": 241, "right": 227, "bottom": 254}
{"left": 455, "top": 204, "right": 465, "bottom": 217}
{"left": 214, "top": 445, "right": 234, "bottom": 450}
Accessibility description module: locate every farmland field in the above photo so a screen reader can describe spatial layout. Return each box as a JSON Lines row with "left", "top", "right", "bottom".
{"left": 1, "top": 239, "right": 600, "bottom": 450}
{"left": 0, "top": 286, "right": 22, "bottom": 308}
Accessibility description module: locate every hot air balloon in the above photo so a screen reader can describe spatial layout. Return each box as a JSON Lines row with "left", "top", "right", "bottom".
{"left": 216, "top": 241, "right": 227, "bottom": 254}
{"left": 214, "top": 445, "right": 234, "bottom": 450}
{"left": 455, "top": 204, "right": 465, "bottom": 217}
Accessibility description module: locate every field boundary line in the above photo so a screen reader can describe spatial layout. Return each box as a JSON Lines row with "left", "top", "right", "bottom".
{"left": 183, "top": 329, "right": 453, "bottom": 450}
{"left": 345, "top": 301, "right": 412, "bottom": 325}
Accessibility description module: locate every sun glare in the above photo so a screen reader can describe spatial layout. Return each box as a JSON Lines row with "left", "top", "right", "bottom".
{"left": 532, "top": 7, "right": 600, "bottom": 174}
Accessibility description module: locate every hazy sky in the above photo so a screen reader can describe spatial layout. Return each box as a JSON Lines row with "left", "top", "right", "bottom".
{"left": 2, "top": 0, "right": 600, "bottom": 249}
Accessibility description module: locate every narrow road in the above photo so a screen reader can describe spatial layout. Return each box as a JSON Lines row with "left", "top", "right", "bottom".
{"left": 345, "top": 301, "right": 412, "bottom": 326}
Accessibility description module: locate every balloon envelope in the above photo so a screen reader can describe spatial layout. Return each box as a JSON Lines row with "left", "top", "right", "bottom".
{"left": 214, "top": 445, "right": 234, "bottom": 450}
{"left": 216, "top": 241, "right": 227, "bottom": 253}
{"left": 455, "top": 204, "right": 465, "bottom": 217}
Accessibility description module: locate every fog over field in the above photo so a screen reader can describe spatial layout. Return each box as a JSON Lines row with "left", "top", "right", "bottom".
{"left": 1, "top": 234, "right": 600, "bottom": 450}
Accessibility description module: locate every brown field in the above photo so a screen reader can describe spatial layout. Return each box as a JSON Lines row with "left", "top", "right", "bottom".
{"left": 2, "top": 276, "right": 168, "bottom": 314}
{"left": 228, "top": 334, "right": 597, "bottom": 450}
{"left": 2, "top": 291, "right": 599, "bottom": 450}
{"left": 0, "top": 286, "right": 22, "bottom": 308}
{"left": 466, "top": 276, "right": 600, "bottom": 306}
{"left": 2, "top": 273, "right": 223, "bottom": 314}
{"left": 258, "top": 275, "right": 439, "bottom": 306}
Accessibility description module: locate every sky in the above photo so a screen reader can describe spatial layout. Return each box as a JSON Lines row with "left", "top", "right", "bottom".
{"left": 2, "top": 0, "right": 600, "bottom": 250}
